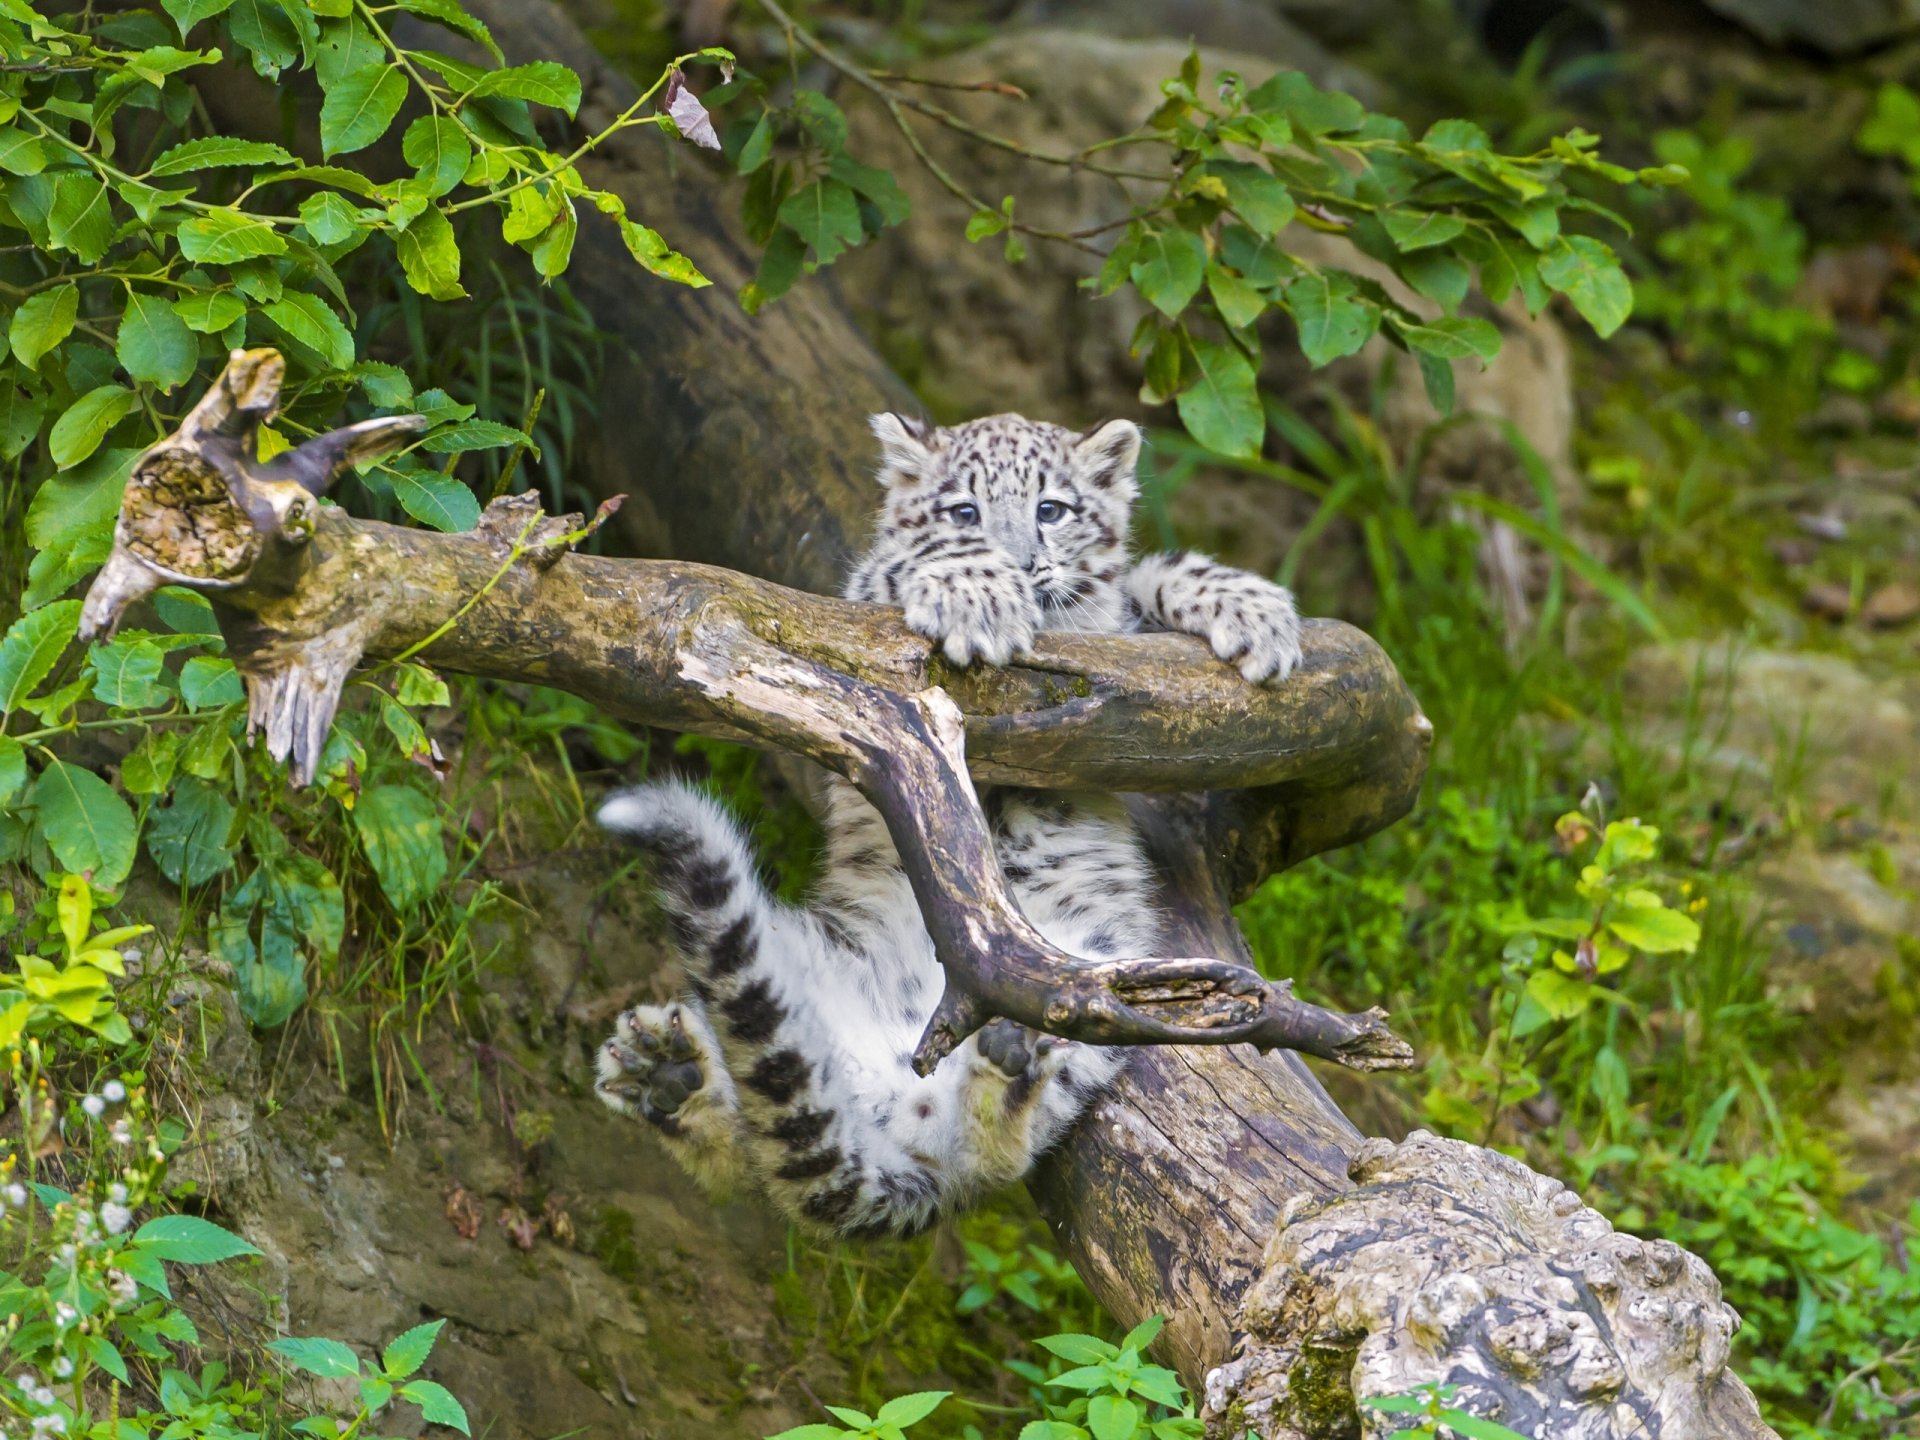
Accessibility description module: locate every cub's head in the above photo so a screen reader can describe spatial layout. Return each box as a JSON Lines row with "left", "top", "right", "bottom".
{"left": 868, "top": 412, "right": 1141, "bottom": 613}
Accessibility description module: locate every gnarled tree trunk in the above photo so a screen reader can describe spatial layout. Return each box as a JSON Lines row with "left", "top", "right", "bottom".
{"left": 174, "top": 5, "right": 1782, "bottom": 1434}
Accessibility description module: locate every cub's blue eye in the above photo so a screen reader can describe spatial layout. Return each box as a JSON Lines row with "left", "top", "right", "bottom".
{"left": 1036, "top": 499, "right": 1067, "bottom": 523}
{"left": 948, "top": 502, "right": 980, "bottom": 525}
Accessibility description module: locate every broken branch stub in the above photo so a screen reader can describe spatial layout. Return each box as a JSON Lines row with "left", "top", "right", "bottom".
{"left": 77, "top": 349, "right": 425, "bottom": 782}
{"left": 76, "top": 349, "right": 1424, "bottom": 1066}
{"left": 1207, "top": 1131, "right": 1775, "bottom": 1439}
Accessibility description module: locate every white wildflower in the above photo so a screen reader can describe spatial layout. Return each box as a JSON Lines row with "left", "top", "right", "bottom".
{"left": 3, "top": 1185, "right": 25, "bottom": 1207}
{"left": 106, "top": 1270, "right": 137, "bottom": 1307}
{"left": 109, "top": 1120, "right": 132, "bottom": 1146}
{"left": 79, "top": 1096, "right": 104, "bottom": 1119}
{"left": 49, "top": 1360, "right": 70, "bottom": 1381}
{"left": 99, "top": 1203, "right": 131, "bottom": 1236}
{"left": 51, "top": 1304, "right": 75, "bottom": 1329}
{"left": 101, "top": 1080, "right": 126, "bottom": 1104}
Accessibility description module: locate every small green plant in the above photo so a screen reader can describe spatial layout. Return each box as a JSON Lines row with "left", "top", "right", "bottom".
{"left": 769, "top": 1389, "right": 951, "bottom": 1440}
{"left": 271, "top": 1319, "right": 470, "bottom": 1438}
{"left": 1481, "top": 810, "right": 1701, "bottom": 1037}
{"left": 1011, "top": 1317, "right": 1198, "bottom": 1440}
{"left": 0, "top": 874, "right": 149, "bottom": 1047}
{"left": 955, "top": 1232, "right": 1082, "bottom": 1317}
{"left": 1366, "top": 1383, "right": 1530, "bottom": 1438}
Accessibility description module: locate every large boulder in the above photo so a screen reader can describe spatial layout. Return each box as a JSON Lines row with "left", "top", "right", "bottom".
{"left": 1700, "top": 0, "right": 1920, "bottom": 55}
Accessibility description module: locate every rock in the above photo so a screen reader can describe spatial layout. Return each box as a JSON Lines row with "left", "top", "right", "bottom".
{"left": 1701, "top": 0, "right": 1920, "bottom": 55}
{"left": 1863, "top": 579, "right": 1920, "bottom": 627}
{"left": 1800, "top": 581, "right": 1851, "bottom": 620}
{"left": 1622, "top": 643, "right": 1920, "bottom": 1205}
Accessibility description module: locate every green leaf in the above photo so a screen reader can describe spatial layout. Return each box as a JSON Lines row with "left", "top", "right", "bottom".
{"left": 49, "top": 174, "right": 115, "bottom": 264}
{"left": 10, "top": 282, "right": 78, "bottom": 369}
{"left": 132, "top": 1213, "right": 259, "bottom": 1261}
{"left": 392, "top": 470, "right": 481, "bottom": 533}
{"left": 1203, "top": 161, "right": 1293, "bottom": 237}
{"left": 1206, "top": 265, "right": 1267, "bottom": 330}
{"left": 268, "top": 1336, "right": 362, "bottom": 1379}
{"left": 1382, "top": 209, "right": 1468, "bottom": 252}
{"left": 160, "top": 0, "right": 241, "bottom": 32}
{"left": 1034, "top": 1333, "right": 1117, "bottom": 1364}
{"left": 33, "top": 758, "right": 138, "bottom": 888}
{"left": 828, "top": 154, "right": 910, "bottom": 227}
{"left": 0, "top": 384, "right": 44, "bottom": 463}
{"left": 875, "top": 1392, "right": 949, "bottom": 1428}
{"left": 1017, "top": 1425, "right": 1089, "bottom": 1440}
{"left": 1120, "top": 1315, "right": 1165, "bottom": 1353}
{"left": 1539, "top": 235, "right": 1632, "bottom": 338}
{"left": 179, "top": 655, "right": 245, "bottom": 709}
{"left": 262, "top": 293, "right": 355, "bottom": 371}
{"left": 1131, "top": 229, "right": 1206, "bottom": 319}
{"left": 396, "top": 206, "right": 466, "bottom": 300}
{"left": 27, "top": 447, "right": 134, "bottom": 552}
{"left": 1246, "top": 70, "right": 1365, "bottom": 135}
{"left": 465, "top": 61, "right": 581, "bottom": 117}
{"left": 391, "top": 0, "right": 497, "bottom": 56}
{"left": 148, "top": 136, "right": 294, "bottom": 176}
{"left": 1177, "top": 338, "right": 1262, "bottom": 460}
{"left": 741, "top": 226, "right": 806, "bottom": 312}
{"left": 316, "top": 13, "right": 383, "bottom": 86}
{"left": 1606, "top": 905, "right": 1700, "bottom": 955}
{"left": 1284, "top": 271, "right": 1376, "bottom": 367}
{"left": 121, "top": 731, "right": 180, "bottom": 796}
{"left": 400, "top": 1380, "right": 470, "bottom": 1434}
{"left": 382, "top": 1319, "right": 446, "bottom": 1379}
{"left": 766, "top": 1428, "right": 847, "bottom": 1440}
{"left": 1524, "top": 967, "right": 1593, "bottom": 1021}
{"left": 419, "top": 418, "right": 531, "bottom": 455}
{"left": 1416, "top": 350, "right": 1454, "bottom": 415}
{"left": 777, "top": 179, "right": 864, "bottom": 265}
{"left": 319, "top": 64, "right": 408, "bottom": 157}
{"left": 49, "top": 386, "right": 137, "bottom": 467}
{"left": 117, "top": 292, "right": 199, "bottom": 392}
{"left": 177, "top": 209, "right": 287, "bottom": 264}
{"left": 402, "top": 115, "right": 471, "bottom": 199}
{"left": 0, "top": 128, "right": 46, "bottom": 177}
{"left": 791, "top": 90, "right": 848, "bottom": 153}
{"left": 166, "top": 293, "right": 246, "bottom": 342}
{"left": 1087, "top": 1395, "right": 1140, "bottom": 1440}
{"left": 1391, "top": 315, "right": 1500, "bottom": 363}
{"left": 1399, "top": 248, "right": 1469, "bottom": 312}
{"left": 86, "top": 633, "right": 168, "bottom": 709}
{"left": 145, "top": 776, "right": 237, "bottom": 886}
{"left": 737, "top": 111, "right": 774, "bottom": 174}
{"left": 354, "top": 783, "right": 447, "bottom": 909}
{"left": 0, "top": 735, "right": 25, "bottom": 807}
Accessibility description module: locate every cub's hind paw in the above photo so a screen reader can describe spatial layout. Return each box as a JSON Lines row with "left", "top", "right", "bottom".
{"left": 596, "top": 1003, "right": 718, "bottom": 1130}
{"left": 976, "top": 1017, "right": 1060, "bottom": 1079}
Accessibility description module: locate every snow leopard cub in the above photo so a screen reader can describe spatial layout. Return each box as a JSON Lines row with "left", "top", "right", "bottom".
{"left": 593, "top": 413, "right": 1303, "bottom": 1237}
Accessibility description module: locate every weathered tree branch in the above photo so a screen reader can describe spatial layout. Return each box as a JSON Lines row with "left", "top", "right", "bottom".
{"left": 80, "top": 350, "right": 1418, "bottom": 1075}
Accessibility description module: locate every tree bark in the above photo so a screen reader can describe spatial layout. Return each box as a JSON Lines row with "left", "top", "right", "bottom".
{"left": 179, "top": 7, "right": 1783, "bottom": 1435}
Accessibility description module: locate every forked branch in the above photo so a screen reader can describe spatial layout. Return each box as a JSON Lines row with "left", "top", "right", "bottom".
{"left": 79, "top": 350, "right": 1426, "bottom": 1070}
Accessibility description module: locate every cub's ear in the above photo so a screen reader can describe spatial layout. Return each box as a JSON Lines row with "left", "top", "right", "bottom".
{"left": 869, "top": 412, "right": 936, "bottom": 486}
{"left": 1070, "top": 418, "right": 1142, "bottom": 494}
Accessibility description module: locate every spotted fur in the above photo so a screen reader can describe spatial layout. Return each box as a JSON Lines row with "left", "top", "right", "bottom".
{"left": 596, "top": 413, "right": 1304, "bottom": 1236}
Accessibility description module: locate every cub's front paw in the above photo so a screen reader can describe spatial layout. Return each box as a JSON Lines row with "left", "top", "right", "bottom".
{"left": 974, "top": 1017, "right": 1062, "bottom": 1079}
{"left": 901, "top": 567, "right": 1040, "bottom": 668}
{"left": 1202, "top": 579, "right": 1303, "bottom": 685}
{"left": 596, "top": 1003, "right": 716, "bottom": 1130}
